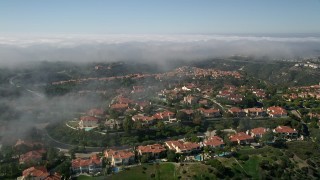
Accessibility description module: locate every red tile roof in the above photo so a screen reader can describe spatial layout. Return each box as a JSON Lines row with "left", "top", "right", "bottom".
{"left": 132, "top": 114, "right": 154, "bottom": 122}
{"left": 110, "top": 103, "right": 129, "bottom": 109}
{"left": 229, "top": 132, "right": 254, "bottom": 142}
{"left": 267, "top": 106, "right": 287, "bottom": 116}
{"left": 105, "top": 149, "right": 135, "bottom": 159}
{"left": 23, "top": 166, "right": 49, "bottom": 178}
{"left": 244, "top": 108, "right": 264, "bottom": 113}
{"left": 15, "top": 139, "right": 43, "bottom": 148}
{"left": 19, "top": 149, "right": 46, "bottom": 163}
{"left": 44, "top": 173, "right": 62, "bottom": 180}
{"left": 274, "top": 126, "right": 297, "bottom": 134}
{"left": 72, "top": 154, "right": 101, "bottom": 168}
{"left": 198, "top": 108, "right": 220, "bottom": 114}
{"left": 251, "top": 127, "right": 267, "bottom": 135}
{"left": 165, "top": 140, "right": 200, "bottom": 151}
{"left": 80, "top": 116, "right": 99, "bottom": 122}
{"left": 153, "top": 111, "right": 175, "bottom": 119}
{"left": 204, "top": 136, "right": 225, "bottom": 147}
{"left": 179, "top": 109, "right": 194, "bottom": 115}
{"left": 117, "top": 96, "right": 133, "bottom": 104}
{"left": 228, "top": 107, "right": 243, "bottom": 113}
{"left": 137, "top": 144, "right": 166, "bottom": 154}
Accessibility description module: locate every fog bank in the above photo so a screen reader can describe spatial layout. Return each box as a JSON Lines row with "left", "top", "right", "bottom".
{"left": 1, "top": 34, "right": 320, "bottom": 67}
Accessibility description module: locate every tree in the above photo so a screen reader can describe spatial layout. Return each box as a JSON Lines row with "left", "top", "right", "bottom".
{"left": 141, "top": 154, "right": 150, "bottom": 163}
{"left": 193, "top": 112, "right": 202, "bottom": 125}
{"left": 241, "top": 93, "right": 257, "bottom": 108}
{"left": 46, "top": 147, "right": 59, "bottom": 167}
{"left": 176, "top": 111, "right": 188, "bottom": 122}
{"left": 238, "top": 119, "right": 252, "bottom": 132}
{"left": 123, "top": 116, "right": 133, "bottom": 133}
{"left": 134, "top": 121, "right": 143, "bottom": 130}
{"left": 167, "top": 150, "right": 177, "bottom": 162}
{"left": 156, "top": 121, "right": 165, "bottom": 131}
{"left": 260, "top": 131, "right": 275, "bottom": 144}
{"left": 55, "top": 159, "right": 71, "bottom": 179}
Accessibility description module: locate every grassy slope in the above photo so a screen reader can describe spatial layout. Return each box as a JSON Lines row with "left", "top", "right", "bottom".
{"left": 106, "top": 163, "right": 175, "bottom": 180}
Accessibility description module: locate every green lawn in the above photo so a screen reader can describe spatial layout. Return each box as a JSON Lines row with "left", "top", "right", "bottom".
{"left": 67, "top": 120, "right": 79, "bottom": 128}
{"left": 105, "top": 163, "right": 176, "bottom": 180}
{"left": 77, "top": 175, "right": 94, "bottom": 180}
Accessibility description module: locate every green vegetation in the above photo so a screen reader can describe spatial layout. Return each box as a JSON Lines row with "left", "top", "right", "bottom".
{"left": 106, "top": 163, "right": 175, "bottom": 180}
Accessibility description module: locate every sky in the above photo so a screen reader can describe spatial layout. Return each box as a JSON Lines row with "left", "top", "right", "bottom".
{"left": 1, "top": 0, "right": 320, "bottom": 34}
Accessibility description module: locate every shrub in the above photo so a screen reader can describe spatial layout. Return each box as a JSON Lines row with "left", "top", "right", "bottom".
{"left": 271, "top": 156, "right": 277, "bottom": 161}
{"left": 182, "top": 170, "right": 187, "bottom": 174}
{"left": 238, "top": 154, "right": 249, "bottom": 161}
{"left": 306, "top": 159, "right": 316, "bottom": 167}
{"left": 150, "top": 173, "right": 156, "bottom": 178}
{"left": 285, "top": 151, "right": 294, "bottom": 158}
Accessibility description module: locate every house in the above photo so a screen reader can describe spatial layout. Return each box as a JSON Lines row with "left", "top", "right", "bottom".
{"left": 105, "top": 119, "right": 121, "bottom": 130}
{"left": 307, "top": 112, "right": 320, "bottom": 120}
{"left": 79, "top": 116, "right": 99, "bottom": 129}
{"left": 273, "top": 126, "right": 298, "bottom": 140}
{"left": 228, "top": 107, "right": 246, "bottom": 117}
{"left": 203, "top": 136, "right": 225, "bottom": 148}
{"left": 117, "top": 96, "right": 133, "bottom": 104}
{"left": 17, "top": 166, "right": 61, "bottom": 180}
{"left": 165, "top": 140, "right": 200, "bottom": 154}
{"left": 14, "top": 139, "right": 43, "bottom": 151}
{"left": 179, "top": 109, "right": 194, "bottom": 116}
{"left": 87, "top": 108, "right": 104, "bottom": 117}
{"left": 228, "top": 94, "right": 243, "bottom": 103}
{"left": 179, "top": 109, "right": 194, "bottom": 121}
{"left": 251, "top": 89, "right": 267, "bottom": 99}
{"left": 153, "top": 111, "right": 177, "bottom": 122}
{"left": 71, "top": 154, "right": 102, "bottom": 174}
{"left": 110, "top": 103, "right": 129, "bottom": 111}
{"left": 137, "top": 144, "right": 166, "bottom": 159}
{"left": 229, "top": 132, "right": 254, "bottom": 145}
{"left": 243, "top": 108, "right": 266, "bottom": 117}
{"left": 267, "top": 106, "right": 287, "bottom": 118}
{"left": 132, "top": 114, "right": 155, "bottom": 126}
{"left": 104, "top": 149, "right": 135, "bottom": 166}
{"left": 19, "top": 149, "right": 46, "bottom": 164}
{"left": 198, "top": 108, "right": 221, "bottom": 118}
{"left": 135, "top": 101, "right": 150, "bottom": 111}
{"left": 250, "top": 127, "right": 268, "bottom": 138}
{"left": 198, "top": 99, "right": 209, "bottom": 106}
{"left": 183, "top": 95, "right": 199, "bottom": 105}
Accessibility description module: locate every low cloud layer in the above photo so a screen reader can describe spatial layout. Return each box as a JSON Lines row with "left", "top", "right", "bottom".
{"left": 0, "top": 34, "right": 320, "bottom": 67}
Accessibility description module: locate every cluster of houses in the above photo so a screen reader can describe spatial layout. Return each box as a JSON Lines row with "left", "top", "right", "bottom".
{"left": 283, "top": 83, "right": 320, "bottom": 101}
{"left": 77, "top": 99, "right": 288, "bottom": 131}
{"left": 294, "top": 62, "right": 320, "bottom": 69}
{"left": 228, "top": 106, "right": 287, "bottom": 118}
{"left": 14, "top": 139, "right": 47, "bottom": 164}
{"left": 52, "top": 66, "right": 242, "bottom": 86}
{"left": 216, "top": 85, "right": 244, "bottom": 103}
{"left": 17, "top": 166, "right": 61, "bottom": 180}
{"left": 67, "top": 125, "right": 298, "bottom": 176}
{"left": 14, "top": 123, "right": 299, "bottom": 179}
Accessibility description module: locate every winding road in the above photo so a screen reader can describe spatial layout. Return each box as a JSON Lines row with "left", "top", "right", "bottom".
{"left": 9, "top": 73, "right": 45, "bottom": 98}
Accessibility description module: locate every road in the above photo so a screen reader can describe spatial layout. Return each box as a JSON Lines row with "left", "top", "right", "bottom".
{"left": 206, "top": 98, "right": 226, "bottom": 112}
{"left": 9, "top": 73, "right": 45, "bottom": 98}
